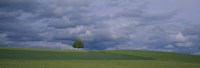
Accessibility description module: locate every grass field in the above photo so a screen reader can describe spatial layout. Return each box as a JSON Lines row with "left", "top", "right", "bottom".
{"left": 0, "top": 47, "right": 200, "bottom": 68}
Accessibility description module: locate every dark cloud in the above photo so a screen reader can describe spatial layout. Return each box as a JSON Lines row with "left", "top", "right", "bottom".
{"left": 0, "top": 0, "right": 200, "bottom": 54}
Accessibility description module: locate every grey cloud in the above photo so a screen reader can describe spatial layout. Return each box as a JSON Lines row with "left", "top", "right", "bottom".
{"left": 0, "top": 0, "right": 200, "bottom": 54}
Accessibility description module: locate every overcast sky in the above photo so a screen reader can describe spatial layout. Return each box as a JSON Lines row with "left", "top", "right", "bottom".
{"left": 0, "top": 0, "right": 200, "bottom": 55}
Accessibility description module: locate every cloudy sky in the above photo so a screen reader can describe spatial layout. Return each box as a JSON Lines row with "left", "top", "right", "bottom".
{"left": 0, "top": 0, "right": 200, "bottom": 54}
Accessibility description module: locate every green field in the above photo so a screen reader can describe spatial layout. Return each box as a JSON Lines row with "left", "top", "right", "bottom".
{"left": 0, "top": 47, "right": 200, "bottom": 68}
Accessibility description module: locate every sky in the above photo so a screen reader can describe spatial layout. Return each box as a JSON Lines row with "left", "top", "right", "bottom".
{"left": 0, "top": 0, "right": 200, "bottom": 55}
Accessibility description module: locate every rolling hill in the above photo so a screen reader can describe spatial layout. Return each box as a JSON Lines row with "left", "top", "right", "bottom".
{"left": 0, "top": 47, "right": 200, "bottom": 68}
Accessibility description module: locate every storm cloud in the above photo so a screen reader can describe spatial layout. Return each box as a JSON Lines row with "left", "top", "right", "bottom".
{"left": 0, "top": 0, "right": 200, "bottom": 54}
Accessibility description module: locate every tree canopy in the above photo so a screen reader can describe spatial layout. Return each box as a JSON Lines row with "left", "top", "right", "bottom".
{"left": 73, "top": 39, "right": 84, "bottom": 49}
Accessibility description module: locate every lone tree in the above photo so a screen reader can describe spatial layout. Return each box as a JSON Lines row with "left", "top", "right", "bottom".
{"left": 73, "top": 38, "right": 84, "bottom": 50}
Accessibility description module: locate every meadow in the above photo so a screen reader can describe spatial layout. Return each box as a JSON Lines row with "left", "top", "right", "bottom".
{"left": 0, "top": 47, "right": 200, "bottom": 68}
